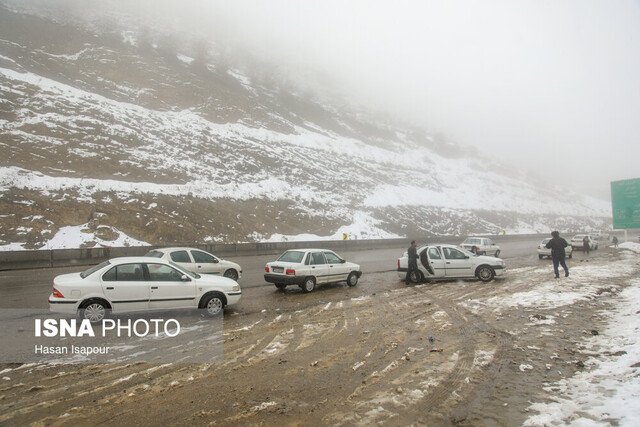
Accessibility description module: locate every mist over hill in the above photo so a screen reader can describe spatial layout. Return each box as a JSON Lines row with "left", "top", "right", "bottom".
{"left": 0, "top": 3, "right": 610, "bottom": 250}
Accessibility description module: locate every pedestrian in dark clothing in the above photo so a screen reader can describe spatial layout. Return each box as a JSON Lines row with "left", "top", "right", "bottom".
{"left": 583, "top": 235, "right": 590, "bottom": 254}
{"left": 612, "top": 236, "right": 619, "bottom": 248}
{"left": 405, "top": 240, "right": 419, "bottom": 284}
{"left": 545, "top": 231, "right": 569, "bottom": 278}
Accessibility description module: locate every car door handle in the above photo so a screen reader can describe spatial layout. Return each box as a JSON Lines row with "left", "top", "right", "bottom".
{"left": 311, "top": 266, "right": 316, "bottom": 269}
{"left": 330, "top": 265, "right": 333, "bottom": 268}
{"left": 446, "top": 262, "right": 451, "bottom": 264}
{"left": 106, "top": 287, "right": 114, "bottom": 290}
{"left": 151, "top": 286, "right": 158, "bottom": 289}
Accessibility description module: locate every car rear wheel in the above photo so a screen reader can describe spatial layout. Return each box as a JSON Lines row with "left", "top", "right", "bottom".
{"left": 538, "top": 254, "right": 543, "bottom": 259}
{"left": 347, "top": 272, "right": 359, "bottom": 287}
{"left": 78, "top": 300, "right": 110, "bottom": 323}
{"left": 408, "top": 269, "right": 424, "bottom": 284}
{"left": 223, "top": 269, "right": 239, "bottom": 281}
{"left": 301, "top": 277, "right": 316, "bottom": 293}
{"left": 476, "top": 266, "right": 495, "bottom": 282}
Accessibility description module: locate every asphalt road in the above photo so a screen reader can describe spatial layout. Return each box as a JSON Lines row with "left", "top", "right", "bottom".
{"left": 0, "top": 236, "right": 547, "bottom": 309}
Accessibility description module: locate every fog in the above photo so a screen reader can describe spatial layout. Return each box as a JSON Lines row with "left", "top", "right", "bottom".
{"left": 9, "top": 0, "right": 640, "bottom": 200}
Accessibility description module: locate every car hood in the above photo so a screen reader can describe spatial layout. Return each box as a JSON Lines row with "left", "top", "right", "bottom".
{"left": 194, "top": 274, "right": 238, "bottom": 289}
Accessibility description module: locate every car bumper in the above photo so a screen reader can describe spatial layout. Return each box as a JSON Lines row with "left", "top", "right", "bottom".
{"left": 264, "top": 274, "right": 306, "bottom": 286}
{"left": 493, "top": 266, "right": 506, "bottom": 277}
{"left": 49, "top": 297, "right": 79, "bottom": 314}
{"left": 226, "top": 291, "right": 242, "bottom": 306}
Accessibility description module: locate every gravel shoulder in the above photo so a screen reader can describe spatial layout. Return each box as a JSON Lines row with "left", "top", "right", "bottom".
{"left": 1, "top": 246, "right": 638, "bottom": 426}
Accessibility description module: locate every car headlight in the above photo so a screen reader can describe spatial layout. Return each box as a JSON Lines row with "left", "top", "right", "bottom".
{"left": 232, "top": 285, "right": 240, "bottom": 292}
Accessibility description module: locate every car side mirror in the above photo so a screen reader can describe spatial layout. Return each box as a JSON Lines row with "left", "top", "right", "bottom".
{"left": 213, "top": 259, "right": 219, "bottom": 263}
{"left": 340, "top": 259, "right": 346, "bottom": 264}
{"left": 181, "top": 274, "right": 190, "bottom": 281}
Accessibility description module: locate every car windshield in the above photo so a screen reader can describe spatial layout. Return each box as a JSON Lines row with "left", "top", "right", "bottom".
{"left": 144, "top": 250, "right": 164, "bottom": 258}
{"left": 542, "top": 238, "right": 551, "bottom": 244}
{"left": 169, "top": 261, "right": 199, "bottom": 279}
{"left": 574, "top": 235, "right": 586, "bottom": 239}
{"left": 277, "top": 251, "right": 305, "bottom": 263}
{"left": 463, "top": 238, "right": 481, "bottom": 244}
{"left": 80, "top": 260, "right": 110, "bottom": 279}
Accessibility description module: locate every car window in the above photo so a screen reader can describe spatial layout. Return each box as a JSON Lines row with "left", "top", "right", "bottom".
{"left": 542, "top": 238, "right": 550, "bottom": 244}
{"left": 311, "top": 252, "right": 327, "bottom": 265}
{"left": 277, "top": 251, "right": 305, "bottom": 263}
{"left": 170, "top": 250, "right": 191, "bottom": 263}
{"left": 144, "top": 250, "right": 164, "bottom": 258}
{"left": 191, "top": 250, "right": 216, "bottom": 263}
{"left": 486, "top": 239, "right": 494, "bottom": 245}
{"left": 324, "top": 252, "right": 342, "bottom": 264}
{"left": 443, "top": 248, "right": 467, "bottom": 260}
{"left": 147, "top": 263, "right": 185, "bottom": 282}
{"left": 102, "top": 263, "right": 145, "bottom": 282}
{"left": 428, "top": 247, "right": 442, "bottom": 260}
{"left": 464, "top": 238, "right": 481, "bottom": 244}
{"left": 81, "top": 260, "right": 110, "bottom": 279}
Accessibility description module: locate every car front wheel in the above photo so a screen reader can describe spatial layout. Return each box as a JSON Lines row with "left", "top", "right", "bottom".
{"left": 347, "top": 272, "right": 359, "bottom": 287}
{"left": 202, "top": 293, "right": 225, "bottom": 317}
{"left": 223, "top": 269, "right": 239, "bottom": 281}
{"left": 476, "top": 266, "right": 495, "bottom": 282}
{"left": 301, "top": 277, "right": 316, "bottom": 293}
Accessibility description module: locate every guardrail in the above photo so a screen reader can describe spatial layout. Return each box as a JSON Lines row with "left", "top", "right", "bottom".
{"left": 0, "top": 233, "right": 548, "bottom": 271}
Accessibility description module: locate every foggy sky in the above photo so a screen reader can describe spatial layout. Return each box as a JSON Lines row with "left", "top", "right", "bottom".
{"left": 11, "top": 0, "right": 640, "bottom": 201}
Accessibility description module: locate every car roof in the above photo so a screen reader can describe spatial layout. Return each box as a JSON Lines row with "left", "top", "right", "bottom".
{"left": 284, "top": 248, "right": 336, "bottom": 252}
{"left": 148, "top": 247, "right": 207, "bottom": 252}
{"left": 108, "top": 256, "right": 173, "bottom": 264}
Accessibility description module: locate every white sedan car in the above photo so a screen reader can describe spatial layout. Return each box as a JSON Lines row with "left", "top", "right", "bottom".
{"left": 459, "top": 237, "right": 501, "bottom": 256}
{"left": 145, "top": 247, "right": 242, "bottom": 281}
{"left": 398, "top": 244, "right": 506, "bottom": 283}
{"left": 570, "top": 235, "right": 598, "bottom": 251}
{"left": 49, "top": 257, "right": 242, "bottom": 321}
{"left": 537, "top": 238, "right": 573, "bottom": 259}
{"left": 264, "top": 249, "right": 362, "bottom": 293}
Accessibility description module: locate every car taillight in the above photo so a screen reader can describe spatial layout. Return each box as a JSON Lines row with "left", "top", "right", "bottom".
{"left": 265, "top": 266, "right": 269, "bottom": 273}
{"left": 52, "top": 288, "right": 64, "bottom": 298}
{"left": 286, "top": 269, "right": 295, "bottom": 275}
{"left": 397, "top": 259, "right": 400, "bottom": 269}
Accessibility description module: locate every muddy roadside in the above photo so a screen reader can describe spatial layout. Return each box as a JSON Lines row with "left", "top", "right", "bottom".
{"left": 0, "top": 246, "right": 637, "bottom": 426}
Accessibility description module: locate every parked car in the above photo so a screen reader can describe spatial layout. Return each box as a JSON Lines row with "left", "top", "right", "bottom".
{"left": 537, "top": 238, "right": 573, "bottom": 259}
{"left": 49, "top": 257, "right": 242, "bottom": 321}
{"left": 570, "top": 234, "right": 598, "bottom": 251}
{"left": 590, "top": 232, "right": 610, "bottom": 242}
{"left": 264, "top": 249, "right": 362, "bottom": 293}
{"left": 145, "top": 247, "right": 242, "bottom": 281}
{"left": 398, "top": 244, "right": 506, "bottom": 283}
{"left": 459, "top": 237, "right": 501, "bottom": 256}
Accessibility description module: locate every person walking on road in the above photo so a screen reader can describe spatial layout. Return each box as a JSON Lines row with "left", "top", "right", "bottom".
{"left": 545, "top": 231, "right": 570, "bottom": 279}
{"left": 583, "top": 235, "right": 591, "bottom": 254}
{"left": 405, "top": 240, "right": 419, "bottom": 284}
{"left": 612, "top": 235, "right": 619, "bottom": 248}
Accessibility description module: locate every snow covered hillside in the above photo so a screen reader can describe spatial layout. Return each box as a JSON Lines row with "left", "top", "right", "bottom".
{"left": 0, "top": 4, "right": 611, "bottom": 250}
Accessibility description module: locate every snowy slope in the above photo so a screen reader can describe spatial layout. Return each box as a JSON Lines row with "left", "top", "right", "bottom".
{"left": 0, "top": 5, "right": 611, "bottom": 250}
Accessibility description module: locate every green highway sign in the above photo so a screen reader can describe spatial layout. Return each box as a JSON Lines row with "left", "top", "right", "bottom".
{"left": 611, "top": 178, "right": 640, "bottom": 229}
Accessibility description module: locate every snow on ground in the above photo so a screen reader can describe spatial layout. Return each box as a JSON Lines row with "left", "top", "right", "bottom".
{"left": 263, "top": 211, "right": 401, "bottom": 242}
{"left": 524, "top": 276, "right": 640, "bottom": 426}
{"left": 0, "top": 223, "right": 150, "bottom": 251}
{"left": 616, "top": 241, "right": 640, "bottom": 254}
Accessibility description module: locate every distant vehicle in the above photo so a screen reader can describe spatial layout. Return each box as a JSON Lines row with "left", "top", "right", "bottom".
{"left": 398, "top": 244, "right": 506, "bottom": 283}
{"left": 145, "top": 247, "right": 242, "bottom": 281}
{"left": 570, "top": 235, "right": 598, "bottom": 251}
{"left": 590, "top": 232, "right": 610, "bottom": 242}
{"left": 537, "top": 238, "right": 573, "bottom": 259}
{"left": 264, "top": 249, "right": 362, "bottom": 293}
{"left": 49, "top": 257, "right": 242, "bottom": 322}
{"left": 459, "top": 237, "right": 501, "bottom": 257}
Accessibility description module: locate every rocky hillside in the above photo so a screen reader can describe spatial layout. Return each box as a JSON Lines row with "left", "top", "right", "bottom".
{"left": 0, "top": 4, "right": 610, "bottom": 249}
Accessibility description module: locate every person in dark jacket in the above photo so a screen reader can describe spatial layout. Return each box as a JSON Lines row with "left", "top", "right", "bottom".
{"left": 583, "top": 235, "right": 591, "bottom": 254}
{"left": 405, "top": 240, "right": 419, "bottom": 284}
{"left": 545, "top": 231, "right": 569, "bottom": 278}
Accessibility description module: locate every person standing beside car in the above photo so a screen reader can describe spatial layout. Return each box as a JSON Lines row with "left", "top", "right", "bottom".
{"left": 583, "top": 235, "right": 590, "bottom": 254}
{"left": 545, "top": 231, "right": 569, "bottom": 279}
{"left": 405, "top": 240, "right": 419, "bottom": 284}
